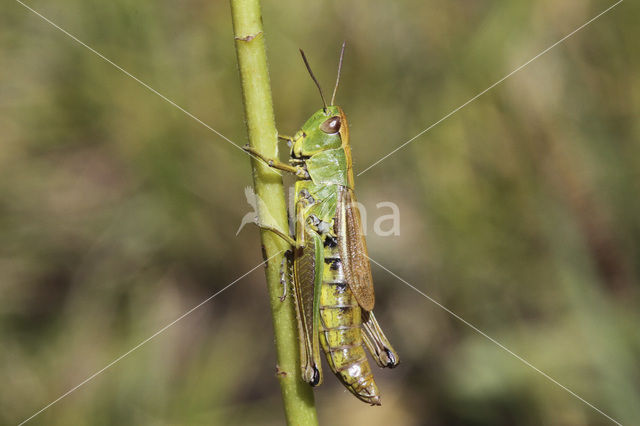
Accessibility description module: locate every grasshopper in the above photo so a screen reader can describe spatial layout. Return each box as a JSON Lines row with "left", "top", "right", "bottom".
{"left": 245, "top": 43, "right": 399, "bottom": 405}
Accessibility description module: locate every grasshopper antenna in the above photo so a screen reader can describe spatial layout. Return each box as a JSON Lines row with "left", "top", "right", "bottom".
{"left": 330, "top": 41, "right": 346, "bottom": 106}
{"left": 300, "top": 49, "right": 327, "bottom": 112}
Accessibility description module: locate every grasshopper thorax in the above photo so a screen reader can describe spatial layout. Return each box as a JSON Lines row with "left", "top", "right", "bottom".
{"left": 292, "top": 106, "right": 348, "bottom": 158}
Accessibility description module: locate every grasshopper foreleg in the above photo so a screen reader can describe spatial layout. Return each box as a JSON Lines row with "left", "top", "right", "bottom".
{"left": 243, "top": 145, "right": 309, "bottom": 178}
{"left": 277, "top": 134, "right": 295, "bottom": 144}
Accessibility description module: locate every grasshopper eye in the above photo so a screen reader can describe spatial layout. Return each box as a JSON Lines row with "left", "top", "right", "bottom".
{"left": 320, "top": 116, "right": 341, "bottom": 134}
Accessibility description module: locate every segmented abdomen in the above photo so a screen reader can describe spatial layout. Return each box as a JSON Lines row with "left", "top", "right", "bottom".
{"left": 318, "top": 241, "right": 380, "bottom": 405}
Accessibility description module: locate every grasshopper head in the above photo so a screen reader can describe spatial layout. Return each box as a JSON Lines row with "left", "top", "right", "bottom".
{"left": 294, "top": 45, "right": 349, "bottom": 158}
{"left": 292, "top": 106, "right": 348, "bottom": 157}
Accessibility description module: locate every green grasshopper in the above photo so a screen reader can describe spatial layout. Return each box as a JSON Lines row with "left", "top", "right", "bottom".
{"left": 245, "top": 43, "right": 399, "bottom": 405}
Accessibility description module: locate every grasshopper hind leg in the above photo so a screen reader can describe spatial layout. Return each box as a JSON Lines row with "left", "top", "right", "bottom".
{"left": 361, "top": 311, "right": 400, "bottom": 369}
{"left": 278, "top": 253, "right": 292, "bottom": 302}
{"left": 292, "top": 229, "right": 325, "bottom": 387}
{"left": 278, "top": 250, "right": 297, "bottom": 302}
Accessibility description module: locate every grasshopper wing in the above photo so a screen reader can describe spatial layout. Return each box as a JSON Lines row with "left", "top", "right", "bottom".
{"left": 336, "top": 186, "right": 375, "bottom": 311}
{"left": 293, "top": 229, "right": 324, "bottom": 386}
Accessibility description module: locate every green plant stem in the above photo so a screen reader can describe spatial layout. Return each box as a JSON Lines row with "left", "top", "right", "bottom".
{"left": 229, "top": 1, "right": 318, "bottom": 424}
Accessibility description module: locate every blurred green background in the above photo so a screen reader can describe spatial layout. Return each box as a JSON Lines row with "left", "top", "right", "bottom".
{"left": 2, "top": 0, "right": 639, "bottom": 424}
